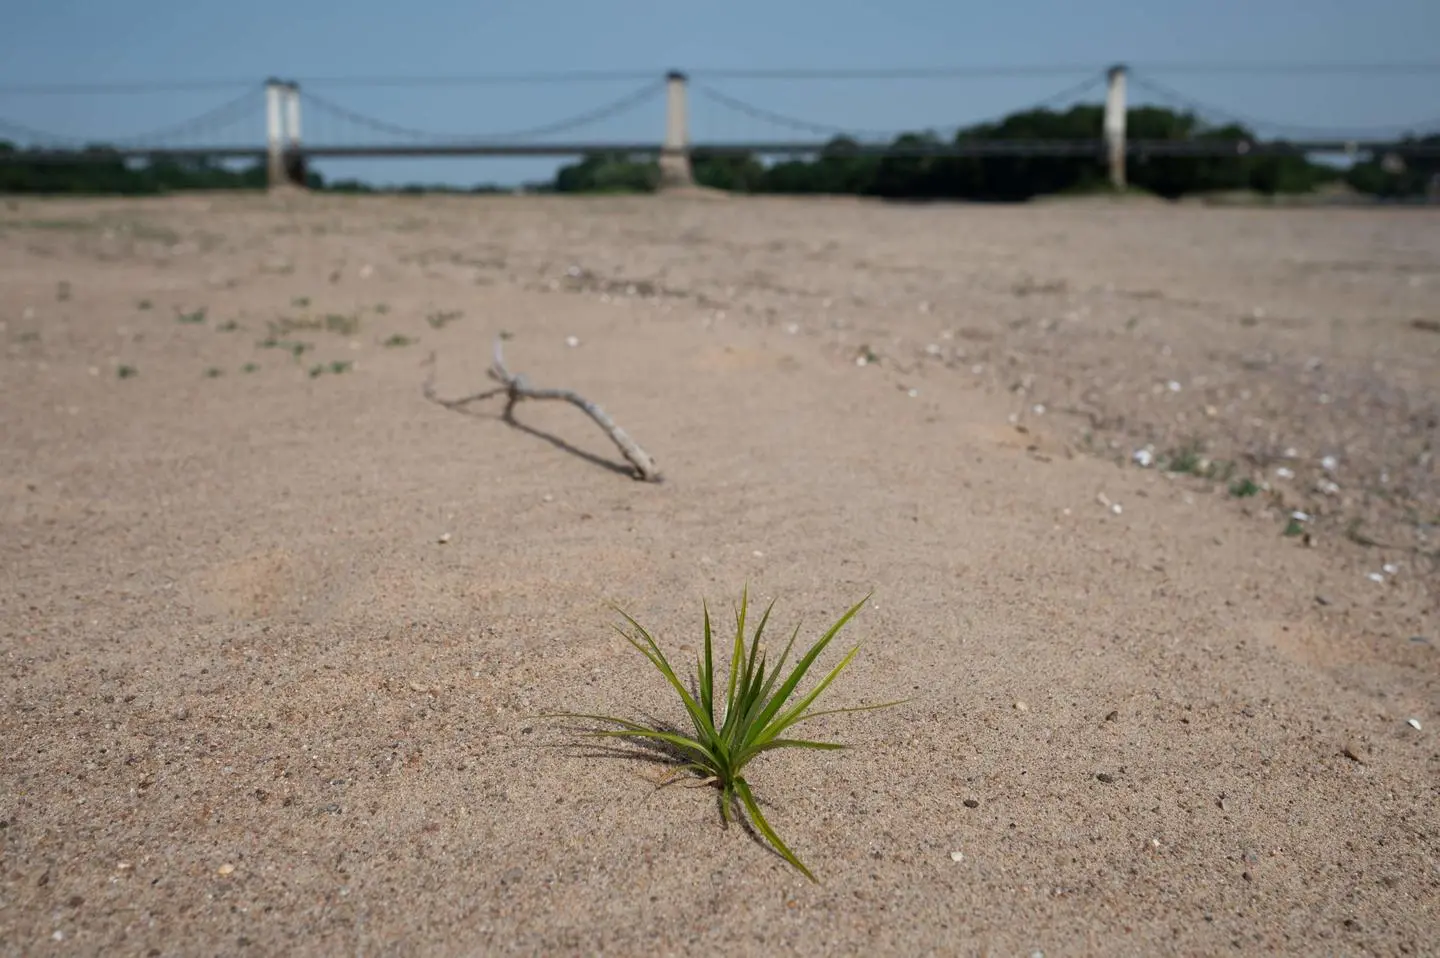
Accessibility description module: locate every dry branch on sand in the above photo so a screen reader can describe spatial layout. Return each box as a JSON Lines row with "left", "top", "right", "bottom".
{"left": 423, "top": 336, "right": 661, "bottom": 482}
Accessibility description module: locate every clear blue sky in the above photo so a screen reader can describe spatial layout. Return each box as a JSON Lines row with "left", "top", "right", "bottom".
{"left": 2, "top": 0, "right": 1437, "bottom": 187}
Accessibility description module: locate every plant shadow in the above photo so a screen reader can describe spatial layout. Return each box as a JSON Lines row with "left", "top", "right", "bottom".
{"left": 540, "top": 713, "right": 796, "bottom": 871}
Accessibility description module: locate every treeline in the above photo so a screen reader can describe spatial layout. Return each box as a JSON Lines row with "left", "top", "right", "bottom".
{"left": 554, "top": 104, "right": 1440, "bottom": 201}
{"left": 0, "top": 145, "right": 272, "bottom": 194}
{"left": 3, "top": 103, "right": 1435, "bottom": 200}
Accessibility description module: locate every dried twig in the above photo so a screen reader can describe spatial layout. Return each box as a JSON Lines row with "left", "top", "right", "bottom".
{"left": 423, "top": 337, "right": 661, "bottom": 482}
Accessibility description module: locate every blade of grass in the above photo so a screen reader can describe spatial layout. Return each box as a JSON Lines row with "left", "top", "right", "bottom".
{"left": 610, "top": 613, "right": 719, "bottom": 744}
{"left": 734, "top": 777, "right": 816, "bottom": 883}
{"left": 747, "top": 594, "right": 870, "bottom": 737}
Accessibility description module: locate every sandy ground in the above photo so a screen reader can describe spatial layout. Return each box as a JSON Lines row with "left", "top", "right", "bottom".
{"left": 1, "top": 192, "right": 1437, "bottom": 957}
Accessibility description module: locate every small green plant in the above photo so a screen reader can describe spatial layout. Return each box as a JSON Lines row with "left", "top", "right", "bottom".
{"left": 216, "top": 319, "right": 240, "bottom": 332}
{"left": 204, "top": 367, "right": 223, "bottom": 378}
{"left": 1164, "top": 441, "right": 1207, "bottom": 476}
{"left": 324, "top": 312, "right": 360, "bottom": 336}
{"left": 382, "top": 334, "right": 416, "bottom": 348}
{"left": 241, "top": 362, "right": 259, "bottom": 373}
{"left": 176, "top": 307, "right": 207, "bottom": 325}
{"left": 117, "top": 364, "right": 137, "bottom": 379}
{"left": 258, "top": 336, "right": 312, "bottom": 359}
{"left": 426, "top": 309, "right": 462, "bottom": 329}
{"left": 291, "top": 296, "right": 311, "bottom": 308}
{"left": 547, "top": 588, "right": 903, "bottom": 882}
{"left": 136, "top": 299, "right": 152, "bottom": 311}
{"left": 309, "top": 359, "right": 354, "bottom": 378}
{"left": 1229, "top": 477, "right": 1260, "bottom": 498}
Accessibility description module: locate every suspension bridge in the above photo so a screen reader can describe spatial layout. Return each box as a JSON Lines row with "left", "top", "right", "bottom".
{"left": 2, "top": 64, "right": 1438, "bottom": 190}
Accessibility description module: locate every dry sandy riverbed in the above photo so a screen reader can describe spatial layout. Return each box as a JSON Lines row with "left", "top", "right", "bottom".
{"left": 1, "top": 193, "right": 1437, "bottom": 955}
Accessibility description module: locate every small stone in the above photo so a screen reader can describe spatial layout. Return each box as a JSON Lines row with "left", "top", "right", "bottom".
{"left": 565, "top": 336, "right": 580, "bottom": 348}
{"left": 1242, "top": 870, "right": 1253, "bottom": 882}
{"left": 963, "top": 798, "right": 980, "bottom": 809}
{"left": 437, "top": 532, "right": 451, "bottom": 544}
{"left": 1013, "top": 701, "right": 1029, "bottom": 712}
{"left": 1104, "top": 710, "right": 1119, "bottom": 722}
{"left": 217, "top": 863, "right": 235, "bottom": 876}
{"left": 949, "top": 850, "right": 964, "bottom": 862}
{"left": 1096, "top": 772, "right": 1117, "bottom": 784}
{"left": 1341, "top": 742, "right": 1367, "bottom": 764}
{"left": 1406, "top": 718, "right": 1422, "bottom": 731}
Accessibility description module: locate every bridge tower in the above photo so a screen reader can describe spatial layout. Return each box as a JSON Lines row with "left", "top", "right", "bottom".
{"left": 265, "top": 78, "right": 306, "bottom": 190}
{"left": 1103, "top": 64, "right": 1128, "bottom": 191}
{"left": 658, "top": 70, "right": 695, "bottom": 190}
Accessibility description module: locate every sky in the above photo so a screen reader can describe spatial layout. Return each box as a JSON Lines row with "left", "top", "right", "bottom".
{"left": 1, "top": 0, "right": 1438, "bottom": 187}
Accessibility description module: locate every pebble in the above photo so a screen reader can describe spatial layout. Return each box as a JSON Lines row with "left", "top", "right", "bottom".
{"left": 963, "top": 798, "right": 980, "bottom": 808}
{"left": 949, "top": 850, "right": 964, "bottom": 862}
{"left": 1132, "top": 448, "right": 1154, "bottom": 468}
{"left": 1013, "top": 701, "right": 1029, "bottom": 712}
{"left": 1407, "top": 718, "right": 1422, "bottom": 731}
{"left": 1095, "top": 772, "right": 1117, "bottom": 784}
{"left": 437, "top": 532, "right": 451, "bottom": 544}
{"left": 1367, "top": 572, "right": 1385, "bottom": 584}
{"left": 565, "top": 336, "right": 580, "bottom": 347}
{"left": 217, "top": 863, "right": 235, "bottom": 876}
{"left": 1342, "top": 742, "right": 1367, "bottom": 764}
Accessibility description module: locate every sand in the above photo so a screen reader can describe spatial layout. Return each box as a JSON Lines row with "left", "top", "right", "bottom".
{"left": 1, "top": 192, "right": 1436, "bottom": 956}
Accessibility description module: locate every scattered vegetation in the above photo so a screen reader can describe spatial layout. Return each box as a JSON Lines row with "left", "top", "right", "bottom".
{"left": 1229, "top": 477, "right": 1261, "bottom": 498}
{"left": 116, "top": 364, "right": 137, "bottom": 379}
{"left": 309, "top": 359, "right": 354, "bottom": 378}
{"left": 241, "top": 362, "right": 259, "bottom": 374}
{"left": 258, "top": 337, "right": 312, "bottom": 360}
{"left": 291, "top": 296, "right": 311, "bottom": 308}
{"left": 136, "top": 299, "right": 152, "bottom": 311}
{"left": 544, "top": 588, "right": 903, "bottom": 882}
{"left": 426, "top": 309, "right": 462, "bottom": 329}
{"left": 216, "top": 319, "right": 240, "bottom": 332}
{"left": 176, "top": 307, "right": 207, "bottom": 325}
{"left": 204, "top": 367, "right": 223, "bottom": 378}
{"left": 383, "top": 334, "right": 417, "bottom": 348}
{"left": 267, "top": 312, "right": 360, "bottom": 338}
{"left": 1163, "top": 441, "right": 1207, "bottom": 476}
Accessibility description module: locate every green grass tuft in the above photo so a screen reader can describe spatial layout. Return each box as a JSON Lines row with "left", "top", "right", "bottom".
{"left": 544, "top": 587, "right": 904, "bottom": 882}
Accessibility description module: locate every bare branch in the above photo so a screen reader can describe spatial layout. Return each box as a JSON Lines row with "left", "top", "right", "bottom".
{"left": 423, "top": 339, "right": 662, "bottom": 483}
